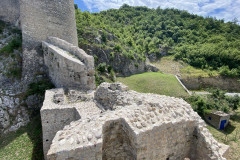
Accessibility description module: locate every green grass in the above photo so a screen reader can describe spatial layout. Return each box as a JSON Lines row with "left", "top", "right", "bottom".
{"left": 0, "top": 115, "right": 43, "bottom": 160}
{"left": 207, "top": 109, "right": 240, "bottom": 160}
{"left": 117, "top": 72, "right": 189, "bottom": 98}
{"left": 152, "top": 56, "right": 219, "bottom": 78}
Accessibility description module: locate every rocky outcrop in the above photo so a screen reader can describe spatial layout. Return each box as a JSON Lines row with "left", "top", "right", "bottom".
{"left": 0, "top": 25, "right": 29, "bottom": 135}
{"left": 42, "top": 83, "right": 228, "bottom": 160}
{"left": 81, "top": 44, "right": 149, "bottom": 76}
{"left": 79, "top": 29, "right": 159, "bottom": 77}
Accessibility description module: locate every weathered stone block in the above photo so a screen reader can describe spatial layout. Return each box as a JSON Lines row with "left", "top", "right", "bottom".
{"left": 42, "top": 37, "right": 95, "bottom": 91}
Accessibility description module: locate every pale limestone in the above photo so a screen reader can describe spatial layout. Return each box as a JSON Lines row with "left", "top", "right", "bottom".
{"left": 42, "top": 83, "right": 228, "bottom": 160}
{"left": 42, "top": 37, "right": 95, "bottom": 91}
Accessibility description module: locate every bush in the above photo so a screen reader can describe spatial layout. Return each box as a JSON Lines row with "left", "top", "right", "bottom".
{"left": 95, "top": 73, "right": 105, "bottom": 86}
{"left": 219, "top": 66, "right": 239, "bottom": 77}
{"left": 24, "top": 80, "right": 55, "bottom": 99}
{"left": 0, "top": 37, "right": 22, "bottom": 54}
{"left": 187, "top": 89, "right": 239, "bottom": 116}
{"left": 113, "top": 44, "right": 121, "bottom": 52}
{"left": 0, "top": 20, "right": 5, "bottom": 34}
{"left": 6, "top": 67, "right": 21, "bottom": 79}
{"left": 186, "top": 95, "right": 207, "bottom": 116}
{"left": 227, "top": 95, "right": 240, "bottom": 110}
{"left": 97, "top": 63, "right": 107, "bottom": 73}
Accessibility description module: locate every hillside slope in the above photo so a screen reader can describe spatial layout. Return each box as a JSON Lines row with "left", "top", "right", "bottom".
{"left": 75, "top": 4, "right": 240, "bottom": 77}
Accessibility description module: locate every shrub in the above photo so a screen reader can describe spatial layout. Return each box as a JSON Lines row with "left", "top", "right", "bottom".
{"left": 97, "top": 63, "right": 107, "bottom": 73}
{"left": 24, "top": 80, "right": 55, "bottom": 99}
{"left": 113, "top": 44, "right": 121, "bottom": 52}
{"left": 186, "top": 95, "right": 207, "bottom": 116}
{"left": 0, "top": 20, "right": 5, "bottom": 34}
{"left": 227, "top": 95, "right": 240, "bottom": 110}
{"left": 101, "top": 31, "right": 107, "bottom": 43}
{"left": 0, "top": 37, "right": 22, "bottom": 54}
{"left": 219, "top": 66, "right": 239, "bottom": 77}
{"left": 6, "top": 67, "right": 21, "bottom": 79}
{"left": 95, "top": 73, "right": 105, "bottom": 86}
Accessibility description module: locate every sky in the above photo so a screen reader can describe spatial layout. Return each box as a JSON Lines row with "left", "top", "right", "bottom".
{"left": 74, "top": 0, "right": 240, "bottom": 23}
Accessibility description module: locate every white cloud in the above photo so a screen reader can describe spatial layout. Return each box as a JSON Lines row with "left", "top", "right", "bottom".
{"left": 81, "top": 0, "right": 240, "bottom": 22}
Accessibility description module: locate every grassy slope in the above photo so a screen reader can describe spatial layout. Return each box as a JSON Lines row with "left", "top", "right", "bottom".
{"left": 0, "top": 115, "right": 43, "bottom": 160}
{"left": 117, "top": 72, "right": 189, "bottom": 98}
{"left": 207, "top": 109, "right": 240, "bottom": 160}
{"left": 152, "top": 56, "right": 219, "bottom": 78}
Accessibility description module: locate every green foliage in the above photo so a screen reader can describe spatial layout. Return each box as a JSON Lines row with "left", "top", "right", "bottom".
{"left": 25, "top": 80, "right": 55, "bottom": 99}
{"left": 186, "top": 95, "right": 208, "bottom": 116}
{"left": 219, "top": 66, "right": 239, "bottom": 77}
{"left": 95, "top": 73, "right": 105, "bottom": 86}
{"left": 6, "top": 67, "right": 21, "bottom": 79}
{"left": 74, "top": 4, "right": 78, "bottom": 10}
{"left": 227, "top": 95, "right": 240, "bottom": 111}
{"left": 101, "top": 31, "right": 107, "bottom": 43}
{"left": 186, "top": 89, "right": 240, "bottom": 116}
{"left": 0, "top": 37, "right": 22, "bottom": 55}
{"left": 113, "top": 44, "right": 121, "bottom": 52}
{"left": 75, "top": 5, "right": 240, "bottom": 77}
{"left": 0, "top": 20, "right": 5, "bottom": 34}
{"left": 97, "top": 62, "right": 107, "bottom": 73}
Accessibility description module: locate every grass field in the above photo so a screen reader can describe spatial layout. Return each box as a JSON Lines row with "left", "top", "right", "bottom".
{"left": 152, "top": 56, "right": 219, "bottom": 78}
{"left": 117, "top": 72, "right": 189, "bottom": 98}
{"left": 0, "top": 115, "right": 43, "bottom": 160}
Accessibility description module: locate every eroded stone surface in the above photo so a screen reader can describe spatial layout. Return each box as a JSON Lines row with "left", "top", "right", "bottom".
{"left": 43, "top": 83, "right": 228, "bottom": 160}
{"left": 42, "top": 37, "right": 95, "bottom": 91}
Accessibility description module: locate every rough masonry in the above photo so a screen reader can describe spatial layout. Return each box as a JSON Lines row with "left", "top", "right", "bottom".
{"left": 41, "top": 83, "right": 229, "bottom": 160}
{"left": 42, "top": 37, "right": 95, "bottom": 91}
{"left": 20, "top": 0, "right": 78, "bottom": 83}
{"left": 0, "top": 0, "right": 20, "bottom": 26}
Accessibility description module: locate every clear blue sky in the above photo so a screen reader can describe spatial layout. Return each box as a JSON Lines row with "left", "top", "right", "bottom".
{"left": 74, "top": 0, "right": 240, "bottom": 23}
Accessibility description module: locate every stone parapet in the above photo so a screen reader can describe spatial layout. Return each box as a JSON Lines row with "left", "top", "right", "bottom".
{"left": 42, "top": 37, "right": 95, "bottom": 91}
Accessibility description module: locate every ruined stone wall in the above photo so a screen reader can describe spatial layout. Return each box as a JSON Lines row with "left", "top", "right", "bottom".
{"left": 40, "top": 89, "right": 81, "bottom": 159}
{"left": 42, "top": 37, "right": 95, "bottom": 90}
{"left": 41, "top": 88, "right": 101, "bottom": 159}
{"left": 136, "top": 121, "right": 194, "bottom": 159}
{"left": 102, "top": 119, "right": 137, "bottom": 160}
{"left": 46, "top": 83, "right": 228, "bottom": 160}
{"left": 0, "top": 0, "right": 20, "bottom": 25}
{"left": 19, "top": 0, "right": 78, "bottom": 83}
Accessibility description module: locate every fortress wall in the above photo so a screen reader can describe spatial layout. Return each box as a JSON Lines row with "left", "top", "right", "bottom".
{"left": 102, "top": 119, "right": 137, "bottom": 160}
{"left": 0, "top": 0, "right": 20, "bottom": 25}
{"left": 42, "top": 38, "right": 95, "bottom": 91}
{"left": 136, "top": 121, "right": 194, "bottom": 160}
{"left": 19, "top": 0, "right": 78, "bottom": 82}
{"left": 40, "top": 89, "right": 81, "bottom": 159}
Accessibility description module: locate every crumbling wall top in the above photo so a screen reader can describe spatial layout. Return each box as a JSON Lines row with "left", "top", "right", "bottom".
{"left": 46, "top": 83, "right": 228, "bottom": 160}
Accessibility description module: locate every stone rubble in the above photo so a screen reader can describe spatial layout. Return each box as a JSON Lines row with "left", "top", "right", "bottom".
{"left": 41, "top": 82, "right": 229, "bottom": 160}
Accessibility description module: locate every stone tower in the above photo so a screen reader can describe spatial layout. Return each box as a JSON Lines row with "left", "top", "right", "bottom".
{"left": 19, "top": 0, "right": 78, "bottom": 83}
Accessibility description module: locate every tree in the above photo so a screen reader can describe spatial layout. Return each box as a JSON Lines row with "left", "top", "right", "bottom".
{"left": 74, "top": 4, "right": 78, "bottom": 10}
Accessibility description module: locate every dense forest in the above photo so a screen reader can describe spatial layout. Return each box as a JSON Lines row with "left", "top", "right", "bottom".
{"left": 75, "top": 4, "right": 240, "bottom": 77}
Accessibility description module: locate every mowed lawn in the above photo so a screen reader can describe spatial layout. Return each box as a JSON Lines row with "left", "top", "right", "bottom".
{"left": 0, "top": 115, "right": 43, "bottom": 160}
{"left": 117, "top": 72, "right": 189, "bottom": 98}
